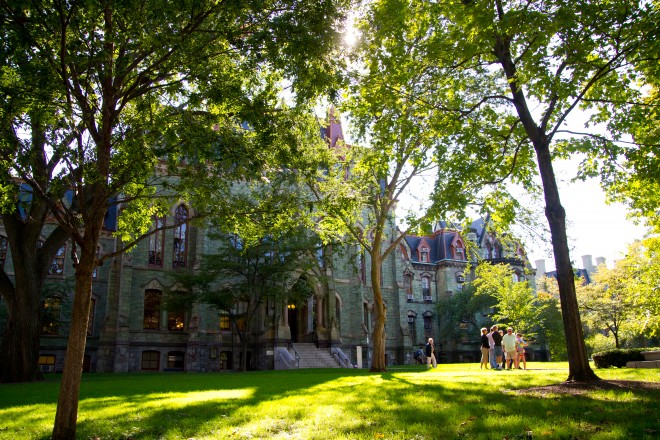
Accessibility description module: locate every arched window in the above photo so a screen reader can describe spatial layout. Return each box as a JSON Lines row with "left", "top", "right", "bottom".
{"left": 172, "top": 205, "right": 188, "bottom": 268}
{"left": 422, "top": 276, "right": 432, "bottom": 302}
{"left": 423, "top": 312, "right": 434, "bottom": 340}
{"left": 48, "top": 245, "right": 66, "bottom": 275}
{"left": 404, "top": 271, "right": 413, "bottom": 301}
{"left": 143, "top": 289, "right": 162, "bottom": 330}
{"left": 148, "top": 215, "right": 165, "bottom": 267}
{"left": 407, "top": 312, "right": 417, "bottom": 344}
{"left": 358, "top": 250, "right": 366, "bottom": 284}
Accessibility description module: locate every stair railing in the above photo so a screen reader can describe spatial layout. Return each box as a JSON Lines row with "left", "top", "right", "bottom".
{"left": 277, "top": 347, "right": 295, "bottom": 369}
{"left": 289, "top": 343, "right": 301, "bottom": 368}
{"left": 331, "top": 347, "right": 352, "bottom": 368}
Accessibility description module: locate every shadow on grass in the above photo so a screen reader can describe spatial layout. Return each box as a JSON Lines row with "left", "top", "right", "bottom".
{"left": 2, "top": 367, "right": 658, "bottom": 439}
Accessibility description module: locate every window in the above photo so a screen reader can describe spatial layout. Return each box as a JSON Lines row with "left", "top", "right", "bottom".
{"left": 420, "top": 246, "right": 429, "bottom": 263}
{"left": 141, "top": 350, "right": 160, "bottom": 370}
{"left": 48, "top": 245, "right": 66, "bottom": 275}
{"left": 455, "top": 244, "right": 465, "bottom": 261}
{"left": 0, "top": 235, "right": 7, "bottom": 268}
{"left": 41, "top": 297, "right": 62, "bottom": 335}
{"left": 404, "top": 272, "right": 413, "bottom": 301}
{"left": 167, "top": 351, "right": 185, "bottom": 370}
{"left": 219, "top": 351, "right": 232, "bottom": 370}
{"left": 422, "top": 276, "right": 431, "bottom": 301}
{"left": 172, "top": 205, "right": 188, "bottom": 268}
{"left": 407, "top": 314, "right": 417, "bottom": 343}
{"left": 423, "top": 315, "right": 433, "bottom": 339}
{"left": 148, "top": 216, "right": 165, "bottom": 267}
{"left": 219, "top": 313, "right": 230, "bottom": 331}
{"left": 92, "top": 246, "right": 101, "bottom": 279}
{"left": 143, "top": 289, "right": 161, "bottom": 330}
{"left": 87, "top": 298, "right": 96, "bottom": 336}
{"left": 358, "top": 250, "right": 366, "bottom": 284}
{"left": 38, "top": 355, "right": 56, "bottom": 373}
{"left": 167, "top": 309, "right": 185, "bottom": 331}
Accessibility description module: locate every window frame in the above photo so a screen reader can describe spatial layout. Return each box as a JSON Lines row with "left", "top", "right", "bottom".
{"left": 172, "top": 205, "right": 189, "bottom": 269}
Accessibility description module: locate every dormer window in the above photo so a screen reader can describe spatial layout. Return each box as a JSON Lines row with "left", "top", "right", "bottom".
{"left": 420, "top": 246, "right": 429, "bottom": 263}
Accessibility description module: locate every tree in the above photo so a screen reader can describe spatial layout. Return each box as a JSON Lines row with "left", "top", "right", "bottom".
{"left": 577, "top": 238, "right": 660, "bottom": 346}
{"left": 535, "top": 276, "right": 567, "bottom": 361}
{"left": 170, "top": 180, "right": 324, "bottom": 372}
{"left": 355, "top": 0, "right": 659, "bottom": 381}
{"left": 472, "top": 262, "right": 538, "bottom": 335}
{"left": 576, "top": 266, "right": 631, "bottom": 349}
{"left": 173, "top": 228, "right": 320, "bottom": 372}
{"left": 308, "top": 104, "right": 445, "bottom": 371}
{"left": 0, "top": 26, "right": 73, "bottom": 382}
{"left": 436, "top": 283, "right": 496, "bottom": 346}
{"left": 1, "top": 1, "right": 349, "bottom": 438}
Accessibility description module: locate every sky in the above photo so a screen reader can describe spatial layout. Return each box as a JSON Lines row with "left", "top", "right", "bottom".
{"left": 532, "top": 160, "right": 648, "bottom": 272}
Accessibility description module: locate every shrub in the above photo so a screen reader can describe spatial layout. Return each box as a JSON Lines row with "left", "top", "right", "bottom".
{"left": 592, "top": 347, "right": 660, "bottom": 368}
{"left": 586, "top": 333, "right": 615, "bottom": 357}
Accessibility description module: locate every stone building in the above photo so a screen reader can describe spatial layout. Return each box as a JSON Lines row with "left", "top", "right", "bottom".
{"left": 0, "top": 121, "right": 535, "bottom": 373}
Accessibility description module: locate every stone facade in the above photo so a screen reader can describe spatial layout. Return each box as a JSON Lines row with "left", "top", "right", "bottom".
{"left": 0, "top": 117, "right": 536, "bottom": 373}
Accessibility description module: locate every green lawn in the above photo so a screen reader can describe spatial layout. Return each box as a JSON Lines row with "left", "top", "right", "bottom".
{"left": 0, "top": 363, "right": 657, "bottom": 439}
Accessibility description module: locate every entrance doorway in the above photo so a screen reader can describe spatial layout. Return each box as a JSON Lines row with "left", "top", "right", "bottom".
{"left": 288, "top": 306, "right": 299, "bottom": 342}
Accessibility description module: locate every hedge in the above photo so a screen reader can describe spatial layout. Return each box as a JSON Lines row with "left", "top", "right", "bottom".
{"left": 592, "top": 347, "right": 660, "bottom": 368}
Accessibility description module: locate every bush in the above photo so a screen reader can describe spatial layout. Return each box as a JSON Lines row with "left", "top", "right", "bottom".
{"left": 586, "top": 333, "right": 615, "bottom": 357}
{"left": 592, "top": 347, "right": 660, "bottom": 368}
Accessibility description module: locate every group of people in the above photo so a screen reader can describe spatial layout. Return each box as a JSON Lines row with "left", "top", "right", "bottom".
{"left": 411, "top": 328, "right": 526, "bottom": 370}
{"left": 480, "top": 325, "right": 527, "bottom": 370}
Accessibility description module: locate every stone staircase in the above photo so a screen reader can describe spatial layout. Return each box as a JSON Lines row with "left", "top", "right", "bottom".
{"left": 626, "top": 350, "right": 660, "bottom": 368}
{"left": 290, "top": 343, "right": 341, "bottom": 369}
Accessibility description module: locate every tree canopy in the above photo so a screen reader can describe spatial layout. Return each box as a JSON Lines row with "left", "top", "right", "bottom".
{"left": 353, "top": 0, "right": 659, "bottom": 381}
{"left": 1, "top": 0, "right": 350, "bottom": 437}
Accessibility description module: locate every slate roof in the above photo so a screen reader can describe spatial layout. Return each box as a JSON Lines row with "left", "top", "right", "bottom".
{"left": 403, "top": 229, "right": 463, "bottom": 263}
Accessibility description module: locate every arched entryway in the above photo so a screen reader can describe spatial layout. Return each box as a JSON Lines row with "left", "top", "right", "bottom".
{"left": 287, "top": 277, "right": 317, "bottom": 344}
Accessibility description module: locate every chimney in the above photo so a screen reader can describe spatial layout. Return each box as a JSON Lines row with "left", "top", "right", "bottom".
{"left": 595, "top": 257, "right": 606, "bottom": 268}
{"left": 582, "top": 255, "right": 595, "bottom": 276}
{"left": 535, "top": 259, "right": 546, "bottom": 278}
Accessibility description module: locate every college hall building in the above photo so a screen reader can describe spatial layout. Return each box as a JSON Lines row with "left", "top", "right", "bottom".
{"left": 0, "top": 120, "right": 535, "bottom": 374}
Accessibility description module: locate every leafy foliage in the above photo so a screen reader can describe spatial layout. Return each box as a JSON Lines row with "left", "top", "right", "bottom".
{"left": 577, "top": 237, "right": 660, "bottom": 345}
{"left": 437, "top": 284, "right": 496, "bottom": 341}
{"left": 534, "top": 278, "right": 567, "bottom": 361}
{"left": 472, "top": 262, "right": 537, "bottom": 335}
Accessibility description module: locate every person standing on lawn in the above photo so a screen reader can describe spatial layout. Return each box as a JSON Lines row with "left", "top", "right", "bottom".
{"left": 516, "top": 332, "right": 528, "bottom": 370}
{"left": 480, "top": 328, "right": 490, "bottom": 369}
{"left": 425, "top": 337, "right": 437, "bottom": 368}
{"left": 491, "top": 325, "right": 503, "bottom": 370}
{"left": 502, "top": 327, "right": 518, "bottom": 370}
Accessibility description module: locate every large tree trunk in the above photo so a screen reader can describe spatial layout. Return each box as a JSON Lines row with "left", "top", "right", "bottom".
{"left": 52, "top": 231, "right": 99, "bottom": 439}
{"left": 494, "top": 29, "right": 599, "bottom": 382}
{"left": 369, "top": 251, "right": 387, "bottom": 372}
{"left": 0, "top": 276, "right": 43, "bottom": 383}
{"left": 539, "top": 152, "right": 598, "bottom": 381}
{"left": 0, "top": 215, "right": 61, "bottom": 383}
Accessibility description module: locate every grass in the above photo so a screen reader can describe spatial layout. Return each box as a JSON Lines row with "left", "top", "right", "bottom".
{"left": 0, "top": 362, "right": 658, "bottom": 439}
